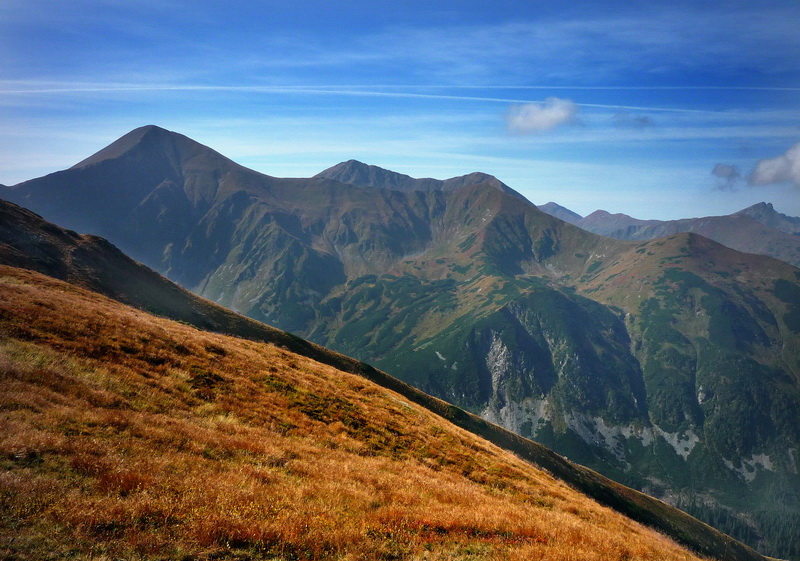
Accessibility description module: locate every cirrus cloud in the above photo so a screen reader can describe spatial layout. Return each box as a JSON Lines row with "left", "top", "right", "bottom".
{"left": 506, "top": 97, "right": 578, "bottom": 134}
{"left": 749, "top": 141, "right": 800, "bottom": 188}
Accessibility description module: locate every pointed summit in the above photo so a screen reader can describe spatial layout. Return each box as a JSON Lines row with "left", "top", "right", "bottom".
{"left": 71, "top": 125, "right": 164, "bottom": 168}
{"left": 0, "top": 126, "right": 260, "bottom": 266}
{"left": 70, "top": 125, "right": 238, "bottom": 172}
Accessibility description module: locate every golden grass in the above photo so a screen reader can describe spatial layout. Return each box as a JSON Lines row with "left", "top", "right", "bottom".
{"left": 0, "top": 265, "right": 706, "bottom": 560}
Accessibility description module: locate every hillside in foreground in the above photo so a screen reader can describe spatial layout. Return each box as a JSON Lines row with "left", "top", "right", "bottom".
{"left": 0, "top": 264, "right": 723, "bottom": 561}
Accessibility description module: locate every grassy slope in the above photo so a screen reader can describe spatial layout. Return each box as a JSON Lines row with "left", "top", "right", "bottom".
{"left": 0, "top": 265, "right": 714, "bottom": 561}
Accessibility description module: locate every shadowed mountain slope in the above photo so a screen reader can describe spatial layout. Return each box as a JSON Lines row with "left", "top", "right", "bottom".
{"left": 0, "top": 202, "right": 766, "bottom": 561}
{"left": 3, "top": 126, "right": 800, "bottom": 558}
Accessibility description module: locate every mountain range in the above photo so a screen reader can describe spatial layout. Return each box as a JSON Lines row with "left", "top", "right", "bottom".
{"left": 539, "top": 201, "right": 800, "bottom": 268}
{"left": 3, "top": 125, "right": 800, "bottom": 558}
{"left": 0, "top": 199, "right": 760, "bottom": 561}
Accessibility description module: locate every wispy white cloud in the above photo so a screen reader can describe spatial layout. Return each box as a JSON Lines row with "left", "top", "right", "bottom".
{"left": 0, "top": 81, "right": 724, "bottom": 116}
{"left": 749, "top": 142, "right": 800, "bottom": 188}
{"left": 506, "top": 98, "right": 578, "bottom": 134}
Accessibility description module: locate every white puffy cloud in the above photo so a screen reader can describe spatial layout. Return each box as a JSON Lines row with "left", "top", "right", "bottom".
{"left": 749, "top": 142, "right": 800, "bottom": 188}
{"left": 506, "top": 97, "right": 578, "bottom": 134}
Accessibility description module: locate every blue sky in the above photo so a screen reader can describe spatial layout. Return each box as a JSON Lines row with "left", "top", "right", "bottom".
{"left": 1, "top": 0, "right": 799, "bottom": 219}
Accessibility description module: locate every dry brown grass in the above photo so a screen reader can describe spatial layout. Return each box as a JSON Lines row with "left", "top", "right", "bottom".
{"left": 0, "top": 265, "right": 706, "bottom": 560}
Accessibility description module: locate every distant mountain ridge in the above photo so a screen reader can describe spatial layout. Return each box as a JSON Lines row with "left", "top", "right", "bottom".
{"left": 3, "top": 126, "right": 800, "bottom": 558}
{"left": 577, "top": 209, "right": 661, "bottom": 236}
{"left": 315, "top": 159, "right": 529, "bottom": 201}
{"left": 538, "top": 201, "right": 800, "bottom": 268}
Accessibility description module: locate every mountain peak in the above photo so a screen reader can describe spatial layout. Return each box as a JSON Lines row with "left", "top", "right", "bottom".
{"left": 734, "top": 201, "right": 800, "bottom": 235}
{"left": 576, "top": 209, "right": 662, "bottom": 238}
{"left": 584, "top": 209, "right": 624, "bottom": 219}
{"left": 314, "top": 160, "right": 430, "bottom": 191}
{"left": 70, "top": 125, "right": 166, "bottom": 168}
{"left": 538, "top": 202, "right": 583, "bottom": 224}
{"left": 70, "top": 125, "right": 229, "bottom": 171}
{"left": 735, "top": 201, "right": 774, "bottom": 216}
{"left": 315, "top": 160, "right": 418, "bottom": 190}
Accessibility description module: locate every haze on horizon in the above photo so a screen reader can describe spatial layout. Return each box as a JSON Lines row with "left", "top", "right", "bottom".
{"left": 1, "top": 0, "right": 799, "bottom": 220}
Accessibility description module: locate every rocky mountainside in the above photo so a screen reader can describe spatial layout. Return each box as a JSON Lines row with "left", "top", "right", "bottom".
{"left": 540, "top": 203, "right": 800, "bottom": 268}
{"left": 0, "top": 199, "right": 762, "bottom": 561}
{"left": 3, "top": 126, "right": 800, "bottom": 558}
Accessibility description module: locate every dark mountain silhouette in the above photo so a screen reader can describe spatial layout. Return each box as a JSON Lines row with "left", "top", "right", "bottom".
{"left": 3, "top": 126, "right": 800, "bottom": 558}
